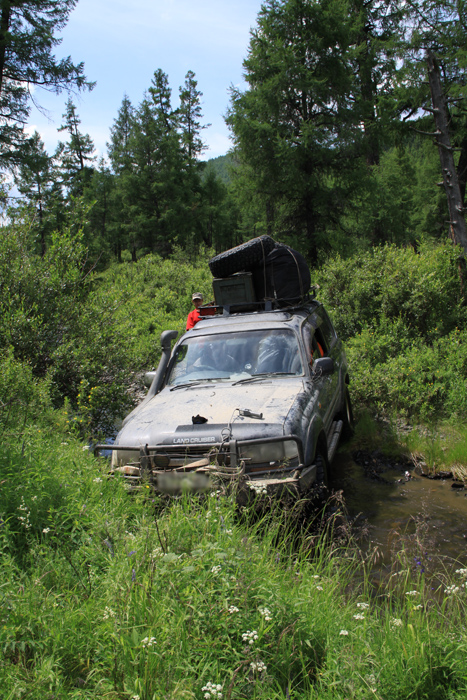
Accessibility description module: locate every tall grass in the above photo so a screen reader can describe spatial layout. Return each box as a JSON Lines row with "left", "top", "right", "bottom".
{"left": 2, "top": 423, "right": 467, "bottom": 699}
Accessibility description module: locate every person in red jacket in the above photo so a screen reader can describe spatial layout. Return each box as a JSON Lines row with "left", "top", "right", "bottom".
{"left": 186, "top": 292, "right": 204, "bottom": 330}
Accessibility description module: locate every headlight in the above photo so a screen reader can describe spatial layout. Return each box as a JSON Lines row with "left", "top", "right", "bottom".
{"left": 239, "top": 439, "right": 299, "bottom": 466}
{"left": 111, "top": 448, "right": 140, "bottom": 468}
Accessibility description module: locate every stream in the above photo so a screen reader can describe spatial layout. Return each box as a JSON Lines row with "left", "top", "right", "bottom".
{"left": 331, "top": 451, "right": 467, "bottom": 573}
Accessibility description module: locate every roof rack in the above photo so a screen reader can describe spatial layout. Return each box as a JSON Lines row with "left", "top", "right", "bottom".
{"left": 199, "top": 293, "right": 317, "bottom": 318}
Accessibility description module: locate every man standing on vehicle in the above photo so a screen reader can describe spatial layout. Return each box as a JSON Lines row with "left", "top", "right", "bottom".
{"left": 186, "top": 292, "right": 204, "bottom": 330}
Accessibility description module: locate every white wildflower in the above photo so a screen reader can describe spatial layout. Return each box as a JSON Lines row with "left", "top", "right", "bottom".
{"left": 141, "top": 636, "right": 156, "bottom": 648}
{"left": 339, "top": 629, "right": 349, "bottom": 636}
{"left": 242, "top": 630, "right": 259, "bottom": 646}
{"left": 357, "top": 602, "right": 369, "bottom": 609}
{"left": 316, "top": 585, "right": 323, "bottom": 591}
{"left": 445, "top": 585, "right": 460, "bottom": 595}
{"left": 42, "top": 527, "right": 51, "bottom": 534}
{"left": 456, "top": 568, "right": 467, "bottom": 576}
{"left": 353, "top": 613, "right": 364, "bottom": 620}
{"left": 390, "top": 617, "right": 403, "bottom": 630}
{"left": 211, "top": 565, "right": 222, "bottom": 575}
{"left": 228, "top": 605, "right": 239, "bottom": 614}
{"left": 366, "top": 673, "right": 377, "bottom": 691}
{"left": 93, "top": 477, "right": 102, "bottom": 483}
{"left": 201, "top": 681, "right": 223, "bottom": 699}
{"left": 405, "top": 590, "right": 418, "bottom": 597}
{"left": 259, "top": 607, "right": 272, "bottom": 621}
{"left": 250, "top": 660, "right": 267, "bottom": 673}
{"left": 249, "top": 481, "right": 267, "bottom": 495}
{"left": 103, "top": 606, "right": 116, "bottom": 620}
{"left": 413, "top": 604, "right": 423, "bottom": 610}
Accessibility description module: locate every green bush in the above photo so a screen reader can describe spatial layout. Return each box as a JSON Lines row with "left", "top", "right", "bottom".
{"left": 316, "top": 241, "right": 467, "bottom": 342}
{"left": 0, "top": 348, "right": 52, "bottom": 437}
{"left": 91, "top": 248, "right": 214, "bottom": 368}
{"left": 316, "top": 241, "right": 467, "bottom": 419}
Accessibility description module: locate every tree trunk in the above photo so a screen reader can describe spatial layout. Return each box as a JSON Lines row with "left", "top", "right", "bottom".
{"left": 427, "top": 51, "right": 467, "bottom": 255}
{"left": 0, "top": 0, "right": 11, "bottom": 96}
{"left": 456, "top": 134, "right": 467, "bottom": 206}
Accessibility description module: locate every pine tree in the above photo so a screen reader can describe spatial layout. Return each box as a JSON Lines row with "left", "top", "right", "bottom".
{"left": 0, "top": 0, "right": 93, "bottom": 167}
{"left": 107, "top": 94, "right": 134, "bottom": 174}
{"left": 13, "top": 130, "right": 59, "bottom": 255}
{"left": 107, "top": 95, "right": 135, "bottom": 260}
{"left": 227, "top": 0, "right": 362, "bottom": 262}
{"left": 178, "top": 70, "right": 208, "bottom": 162}
{"left": 56, "top": 98, "right": 96, "bottom": 197}
{"left": 395, "top": 0, "right": 467, "bottom": 252}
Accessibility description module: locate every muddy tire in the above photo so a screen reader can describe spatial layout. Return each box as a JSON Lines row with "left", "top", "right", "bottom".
{"left": 209, "top": 235, "right": 275, "bottom": 278}
{"left": 315, "top": 451, "right": 329, "bottom": 487}
{"left": 340, "top": 387, "right": 354, "bottom": 440}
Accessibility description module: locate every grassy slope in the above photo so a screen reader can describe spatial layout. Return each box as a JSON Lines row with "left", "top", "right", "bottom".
{"left": 1, "top": 425, "right": 467, "bottom": 699}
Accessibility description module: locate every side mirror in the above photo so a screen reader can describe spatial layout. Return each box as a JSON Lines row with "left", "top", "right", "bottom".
{"left": 311, "top": 356, "right": 334, "bottom": 376}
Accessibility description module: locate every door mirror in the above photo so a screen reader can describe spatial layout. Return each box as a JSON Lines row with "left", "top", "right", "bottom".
{"left": 311, "top": 357, "right": 334, "bottom": 376}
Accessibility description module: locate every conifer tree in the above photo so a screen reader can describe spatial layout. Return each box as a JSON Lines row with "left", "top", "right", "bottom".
{"left": 14, "top": 130, "right": 59, "bottom": 255}
{"left": 178, "top": 70, "right": 208, "bottom": 162}
{"left": 0, "top": 0, "right": 93, "bottom": 167}
{"left": 56, "top": 98, "right": 96, "bottom": 197}
{"left": 396, "top": 0, "right": 467, "bottom": 252}
{"left": 107, "top": 94, "right": 134, "bottom": 174}
{"left": 107, "top": 95, "right": 134, "bottom": 260}
{"left": 227, "top": 0, "right": 362, "bottom": 262}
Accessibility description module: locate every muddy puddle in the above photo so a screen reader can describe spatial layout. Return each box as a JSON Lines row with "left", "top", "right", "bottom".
{"left": 331, "top": 451, "right": 467, "bottom": 570}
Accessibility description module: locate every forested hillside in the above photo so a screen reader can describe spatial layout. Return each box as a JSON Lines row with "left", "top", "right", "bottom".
{"left": 2, "top": 0, "right": 467, "bottom": 266}
{"left": 0, "top": 0, "right": 465, "bottom": 432}
{"left": 0, "top": 0, "right": 465, "bottom": 427}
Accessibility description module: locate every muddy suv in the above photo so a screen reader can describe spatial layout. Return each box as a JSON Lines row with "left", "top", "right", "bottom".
{"left": 103, "top": 300, "right": 352, "bottom": 499}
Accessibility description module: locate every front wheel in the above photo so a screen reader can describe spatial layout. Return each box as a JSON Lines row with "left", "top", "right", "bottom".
{"left": 315, "top": 450, "right": 329, "bottom": 488}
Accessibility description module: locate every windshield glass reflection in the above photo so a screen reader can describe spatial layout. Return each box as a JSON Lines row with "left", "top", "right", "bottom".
{"left": 166, "top": 329, "right": 303, "bottom": 386}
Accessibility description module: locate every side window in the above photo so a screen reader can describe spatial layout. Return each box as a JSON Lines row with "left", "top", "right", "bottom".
{"left": 302, "top": 323, "right": 313, "bottom": 363}
{"left": 314, "top": 328, "right": 327, "bottom": 357}
{"left": 302, "top": 322, "right": 325, "bottom": 363}
{"left": 320, "top": 309, "right": 337, "bottom": 349}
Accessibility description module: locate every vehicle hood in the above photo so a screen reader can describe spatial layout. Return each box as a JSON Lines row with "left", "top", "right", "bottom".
{"left": 116, "top": 379, "right": 307, "bottom": 446}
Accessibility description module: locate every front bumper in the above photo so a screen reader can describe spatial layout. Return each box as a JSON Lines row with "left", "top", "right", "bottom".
{"left": 94, "top": 435, "right": 318, "bottom": 497}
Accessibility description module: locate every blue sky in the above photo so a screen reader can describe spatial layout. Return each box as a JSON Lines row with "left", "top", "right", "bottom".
{"left": 27, "top": 0, "right": 263, "bottom": 161}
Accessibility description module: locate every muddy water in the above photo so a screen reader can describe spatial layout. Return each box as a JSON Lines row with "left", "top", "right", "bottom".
{"left": 331, "top": 452, "right": 467, "bottom": 569}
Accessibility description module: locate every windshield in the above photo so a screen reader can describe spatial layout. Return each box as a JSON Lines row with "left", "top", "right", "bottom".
{"left": 166, "top": 329, "right": 304, "bottom": 386}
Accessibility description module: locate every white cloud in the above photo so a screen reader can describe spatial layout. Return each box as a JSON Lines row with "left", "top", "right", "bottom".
{"left": 202, "top": 132, "right": 233, "bottom": 160}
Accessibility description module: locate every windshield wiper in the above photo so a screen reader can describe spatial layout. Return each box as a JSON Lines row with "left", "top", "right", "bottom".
{"left": 232, "top": 372, "right": 295, "bottom": 386}
{"left": 169, "top": 378, "right": 226, "bottom": 391}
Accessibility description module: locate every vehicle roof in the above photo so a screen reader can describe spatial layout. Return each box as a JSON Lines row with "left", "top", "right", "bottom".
{"left": 189, "top": 301, "right": 321, "bottom": 337}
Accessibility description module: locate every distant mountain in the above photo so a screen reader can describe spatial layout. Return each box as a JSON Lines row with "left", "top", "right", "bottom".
{"left": 202, "top": 153, "right": 237, "bottom": 185}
